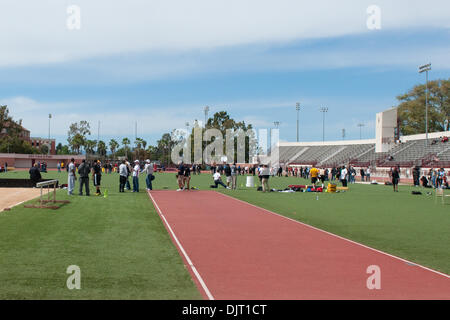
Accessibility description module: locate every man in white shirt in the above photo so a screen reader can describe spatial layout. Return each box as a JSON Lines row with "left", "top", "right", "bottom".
{"left": 119, "top": 160, "right": 128, "bottom": 192}
{"left": 68, "top": 158, "right": 76, "bottom": 195}
{"left": 132, "top": 160, "right": 140, "bottom": 192}
{"left": 142, "top": 159, "right": 154, "bottom": 191}
{"left": 261, "top": 165, "right": 271, "bottom": 192}
{"left": 213, "top": 171, "right": 230, "bottom": 189}
{"left": 340, "top": 166, "right": 348, "bottom": 187}
{"left": 319, "top": 168, "right": 326, "bottom": 188}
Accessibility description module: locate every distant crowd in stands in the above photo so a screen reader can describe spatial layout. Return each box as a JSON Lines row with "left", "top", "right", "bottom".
{"left": 430, "top": 136, "right": 449, "bottom": 145}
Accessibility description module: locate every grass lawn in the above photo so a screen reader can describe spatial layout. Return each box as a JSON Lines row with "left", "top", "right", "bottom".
{"left": 0, "top": 170, "right": 202, "bottom": 299}
{"left": 0, "top": 169, "right": 449, "bottom": 299}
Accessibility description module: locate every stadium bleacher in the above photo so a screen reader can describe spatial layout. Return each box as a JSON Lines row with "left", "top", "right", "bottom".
{"left": 277, "top": 135, "right": 450, "bottom": 168}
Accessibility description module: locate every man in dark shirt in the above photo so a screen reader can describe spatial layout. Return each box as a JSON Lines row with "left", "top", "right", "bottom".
{"left": 78, "top": 159, "right": 90, "bottom": 196}
{"left": 391, "top": 166, "right": 400, "bottom": 192}
{"left": 224, "top": 163, "right": 232, "bottom": 187}
{"left": 92, "top": 160, "right": 102, "bottom": 196}
{"left": 183, "top": 165, "right": 191, "bottom": 190}
{"left": 177, "top": 162, "right": 185, "bottom": 191}
{"left": 29, "top": 163, "right": 41, "bottom": 185}
{"left": 360, "top": 168, "right": 365, "bottom": 182}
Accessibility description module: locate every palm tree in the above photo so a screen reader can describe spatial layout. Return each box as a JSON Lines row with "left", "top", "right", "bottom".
{"left": 85, "top": 139, "right": 97, "bottom": 156}
{"left": 97, "top": 140, "right": 107, "bottom": 157}
{"left": 70, "top": 133, "right": 84, "bottom": 154}
{"left": 141, "top": 139, "right": 147, "bottom": 159}
{"left": 122, "top": 137, "right": 130, "bottom": 158}
{"left": 134, "top": 137, "right": 144, "bottom": 159}
{"left": 109, "top": 139, "right": 119, "bottom": 159}
{"left": 134, "top": 137, "right": 142, "bottom": 149}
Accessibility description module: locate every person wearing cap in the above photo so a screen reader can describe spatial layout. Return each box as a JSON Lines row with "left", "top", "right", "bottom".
{"left": 142, "top": 159, "right": 154, "bottom": 191}
{"left": 132, "top": 160, "right": 141, "bottom": 192}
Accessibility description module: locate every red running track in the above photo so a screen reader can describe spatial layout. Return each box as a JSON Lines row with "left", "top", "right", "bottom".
{"left": 148, "top": 190, "right": 450, "bottom": 300}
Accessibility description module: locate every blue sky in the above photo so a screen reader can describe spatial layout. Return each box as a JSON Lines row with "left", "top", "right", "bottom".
{"left": 0, "top": 0, "right": 449, "bottom": 147}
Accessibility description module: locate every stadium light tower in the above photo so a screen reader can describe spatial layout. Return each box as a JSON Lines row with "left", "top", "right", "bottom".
{"left": 419, "top": 63, "right": 431, "bottom": 146}
{"left": 48, "top": 114, "right": 52, "bottom": 155}
{"left": 296, "top": 102, "right": 300, "bottom": 142}
{"left": 319, "top": 107, "right": 328, "bottom": 142}
{"left": 342, "top": 128, "right": 346, "bottom": 140}
{"left": 357, "top": 123, "right": 365, "bottom": 140}
{"left": 204, "top": 106, "right": 210, "bottom": 128}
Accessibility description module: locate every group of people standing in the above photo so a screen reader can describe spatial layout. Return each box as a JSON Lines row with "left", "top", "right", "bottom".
{"left": 416, "top": 167, "right": 448, "bottom": 189}
{"left": 62, "top": 158, "right": 155, "bottom": 195}
{"left": 67, "top": 158, "right": 103, "bottom": 196}
{"left": 426, "top": 168, "right": 448, "bottom": 188}
{"left": 118, "top": 159, "right": 155, "bottom": 193}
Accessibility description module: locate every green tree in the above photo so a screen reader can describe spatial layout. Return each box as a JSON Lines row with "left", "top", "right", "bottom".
{"left": 122, "top": 137, "right": 131, "bottom": 158}
{"left": 84, "top": 139, "right": 97, "bottom": 155}
{"left": 133, "top": 137, "right": 148, "bottom": 159}
{"left": 56, "top": 143, "right": 63, "bottom": 154}
{"left": 156, "top": 133, "right": 175, "bottom": 166}
{"left": 0, "top": 105, "right": 21, "bottom": 135}
{"left": 204, "top": 111, "right": 255, "bottom": 163}
{"left": 146, "top": 145, "right": 158, "bottom": 160}
{"left": 67, "top": 121, "right": 91, "bottom": 154}
{"left": 109, "top": 139, "right": 119, "bottom": 159}
{"left": 397, "top": 79, "right": 450, "bottom": 135}
{"left": 39, "top": 144, "right": 49, "bottom": 154}
{"left": 0, "top": 137, "right": 38, "bottom": 154}
{"left": 0, "top": 105, "right": 39, "bottom": 154}
{"left": 97, "top": 140, "right": 107, "bottom": 157}
{"left": 56, "top": 144, "right": 71, "bottom": 155}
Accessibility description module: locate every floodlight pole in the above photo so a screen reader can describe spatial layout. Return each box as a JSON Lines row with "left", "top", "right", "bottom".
{"left": 419, "top": 63, "right": 431, "bottom": 146}
{"left": 358, "top": 123, "right": 365, "bottom": 140}
{"left": 425, "top": 69, "right": 429, "bottom": 146}
{"left": 48, "top": 114, "right": 52, "bottom": 155}
{"left": 204, "top": 106, "right": 210, "bottom": 128}
{"left": 296, "top": 102, "right": 300, "bottom": 142}
{"left": 319, "top": 107, "right": 328, "bottom": 142}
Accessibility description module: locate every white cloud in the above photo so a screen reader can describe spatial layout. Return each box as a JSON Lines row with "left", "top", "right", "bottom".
{"left": 1, "top": 0, "right": 449, "bottom": 68}
{"left": 1, "top": 95, "right": 309, "bottom": 142}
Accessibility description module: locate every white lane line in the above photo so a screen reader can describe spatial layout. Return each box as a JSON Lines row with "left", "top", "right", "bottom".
{"left": 217, "top": 192, "right": 450, "bottom": 279}
{"left": 1, "top": 190, "right": 40, "bottom": 212}
{"left": 148, "top": 191, "right": 215, "bottom": 300}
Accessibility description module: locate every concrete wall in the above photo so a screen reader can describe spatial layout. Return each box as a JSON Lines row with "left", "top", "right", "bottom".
{"left": 375, "top": 108, "right": 398, "bottom": 153}
{"left": 0, "top": 154, "right": 86, "bottom": 169}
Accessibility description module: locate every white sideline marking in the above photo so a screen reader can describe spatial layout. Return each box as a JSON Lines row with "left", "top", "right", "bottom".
{"left": 1, "top": 189, "right": 41, "bottom": 212}
{"left": 148, "top": 191, "right": 215, "bottom": 300}
{"left": 218, "top": 192, "right": 450, "bottom": 279}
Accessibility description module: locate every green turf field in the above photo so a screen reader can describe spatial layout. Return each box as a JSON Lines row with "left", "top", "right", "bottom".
{"left": 0, "top": 169, "right": 448, "bottom": 299}
{"left": 0, "top": 170, "right": 202, "bottom": 299}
